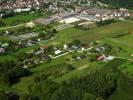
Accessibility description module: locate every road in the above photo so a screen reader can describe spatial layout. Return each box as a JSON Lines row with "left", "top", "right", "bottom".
{"left": 0, "top": 23, "right": 25, "bottom": 30}
{"left": 114, "top": 56, "right": 133, "bottom": 62}
{"left": 51, "top": 47, "right": 94, "bottom": 59}
{"left": 52, "top": 48, "right": 133, "bottom": 62}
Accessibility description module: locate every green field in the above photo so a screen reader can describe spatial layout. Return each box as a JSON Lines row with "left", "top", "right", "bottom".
{"left": 48, "top": 21, "right": 133, "bottom": 44}
{"left": 11, "top": 52, "right": 100, "bottom": 93}
{"left": 0, "top": 20, "right": 133, "bottom": 99}
{"left": 0, "top": 12, "right": 43, "bottom": 28}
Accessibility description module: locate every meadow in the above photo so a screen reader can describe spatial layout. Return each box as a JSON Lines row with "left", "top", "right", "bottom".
{"left": 49, "top": 21, "right": 133, "bottom": 44}
{"left": 0, "top": 12, "right": 43, "bottom": 28}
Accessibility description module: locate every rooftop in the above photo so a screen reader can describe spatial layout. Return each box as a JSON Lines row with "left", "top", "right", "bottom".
{"left": 86, "top": 8, "right": 111, "bottom": 15}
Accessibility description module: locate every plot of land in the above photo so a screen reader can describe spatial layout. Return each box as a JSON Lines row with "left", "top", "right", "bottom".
{"left": 59, "top": 17, "right": 81, "bottom": 24}
{"left": 48, "top": 21, "right": 133, "bottom": 45}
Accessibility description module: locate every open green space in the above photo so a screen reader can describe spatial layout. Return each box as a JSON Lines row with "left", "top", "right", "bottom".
{"left": 49, "top": 21, "right": 133, "bottom": 45}
{"left": 101, "top": 33, "right": 133, "bottom": 59}
{"left": 0, "top": 12, "right": 43, "bottom": 28}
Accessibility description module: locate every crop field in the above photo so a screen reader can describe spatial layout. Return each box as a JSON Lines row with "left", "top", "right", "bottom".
{"left": 49, "top": 21, "right": 133, "bottom": 45}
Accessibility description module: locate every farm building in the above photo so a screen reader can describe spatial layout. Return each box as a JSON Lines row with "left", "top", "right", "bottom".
{"left": 34, "top": 16, "right": 59, "bottom": 25}
{"left": 84, "top": 8, "right": 113, "bottom": 20}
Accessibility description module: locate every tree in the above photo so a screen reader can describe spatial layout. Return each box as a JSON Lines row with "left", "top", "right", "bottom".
{"left": 82, "top": 93, "right": 96, "bottom": 100}
{"left": 0, "top": 91, "right": 7, "bottom": 100}
{"left": 19, "top": 94, "right": 39, "bottom": 100}
{"left": 52, "top": 28, "right": 57, "bottom": 33}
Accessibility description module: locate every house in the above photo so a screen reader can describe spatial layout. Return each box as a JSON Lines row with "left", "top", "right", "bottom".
{"left": 82, "top": 8, "right": 115, "bottom": 21}
{"left": 58, "top": 11, "right": 77, "bottom": 19}
{"left": 81, "top": 47, "right": 85, "bottom": 51}
{"left": 64, "top": 44, "right": 68, "bottom": 49}
{"left": 103, "top": 56, "right": 114, "bottom": 62}
{"left": 71, "top": 45, "right": 79, "bottom": 50}
{"left": 96, "top": 55, "right": 114, "bottom": 62}
{"left": 13, "top": 8, "right": 31, "bottom": 13}
{"left": 55, "top": 50, "right": 61, "bottom": 55}
{"left": 95, "top": 46, "right": 105, "bottom": 52}
{"left": 34, "top": 16, "right": 59, "bottom": 25}
{"left": 35, "top": 49, "right": 44, "bottom": 55}
{"left": 0, "top": 48, "right": 5, "bottom": 53}
{"left": 96, "top": 55, "right": 105, "bottom": 61}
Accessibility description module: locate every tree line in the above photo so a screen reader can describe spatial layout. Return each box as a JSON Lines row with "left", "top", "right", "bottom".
{"left": 95, "top": 0, "right": 133, "bottom": 9}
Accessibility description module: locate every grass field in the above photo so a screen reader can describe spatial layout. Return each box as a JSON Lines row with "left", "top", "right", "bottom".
{"left": 0, "top": 12, "right": 42, "bottom": 28}
{"left": 75, "top": 21, "right": 133, "bottom": 42}
{"left": 49, "top": 21, "right": 133, "bottom": 45}
{"left": 101, "top": 33, "right": 133, "bottom": 59}
{"left": 108, "top": 61, "right": 133, "bottom": 100}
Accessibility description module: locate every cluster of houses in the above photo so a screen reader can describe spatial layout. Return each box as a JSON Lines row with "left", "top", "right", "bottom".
{"left": 81, "top": 8, "right": 130, "bottom": 21}
{"left": 21, "top": 42, "right": 92, "bottom": 68}
{"left": 0, "top": 0, "right": 76, "bottom": 17}
{"left": 21, "top": 41, "right": 116, "bottom": 68}
{"left": 93, "top": 45, "right": 115, "bottom": 62}
{"left": 96, "top": 54, "right": 114, "bottom": 62}
{"left": 0, "top": 0, "right": 44, "bottom": 17}
{"left": 34, "top": 7, "right": 131, "bottom": 26}
{"left": 0, "top": 0, "right": 42, "bottom": 10}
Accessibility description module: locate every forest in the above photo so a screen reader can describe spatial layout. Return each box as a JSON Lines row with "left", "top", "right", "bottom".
{"left": 0, "top": 58, "right": 133, "bottom": 100}
{"left": 96, "top": 0, "right": 133, "bottom": 9}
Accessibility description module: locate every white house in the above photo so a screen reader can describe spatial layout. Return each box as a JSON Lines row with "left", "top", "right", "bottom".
{"left": 55, "top": 50, "right": 62, "bottom": 55}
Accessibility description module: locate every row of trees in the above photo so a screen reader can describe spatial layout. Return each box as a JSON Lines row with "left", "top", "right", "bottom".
{"left": 96, "top": 19, "right": 116, "bottom": 26}
{"left": 95, "top": 0, "right": 133, "bottom": 9}
{"left": 0, "top": 60, "right": 31, "bottom": 85}
{"left": 27, "top": 70, "right": 116, "bottom": 100}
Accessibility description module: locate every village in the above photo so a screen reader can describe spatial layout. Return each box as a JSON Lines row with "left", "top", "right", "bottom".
{"left": 0, "top": 0, "right": 132, "bottom": 69}
{"left": 0, "top": 34, "right": 119, "bottom": 69}
{"left": 0, "top": 0, "right": 133, "bottom": 99}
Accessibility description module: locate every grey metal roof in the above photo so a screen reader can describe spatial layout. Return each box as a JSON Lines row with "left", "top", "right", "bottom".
{"left": 87, "top": 8, "right": 111, "bottom": 15}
